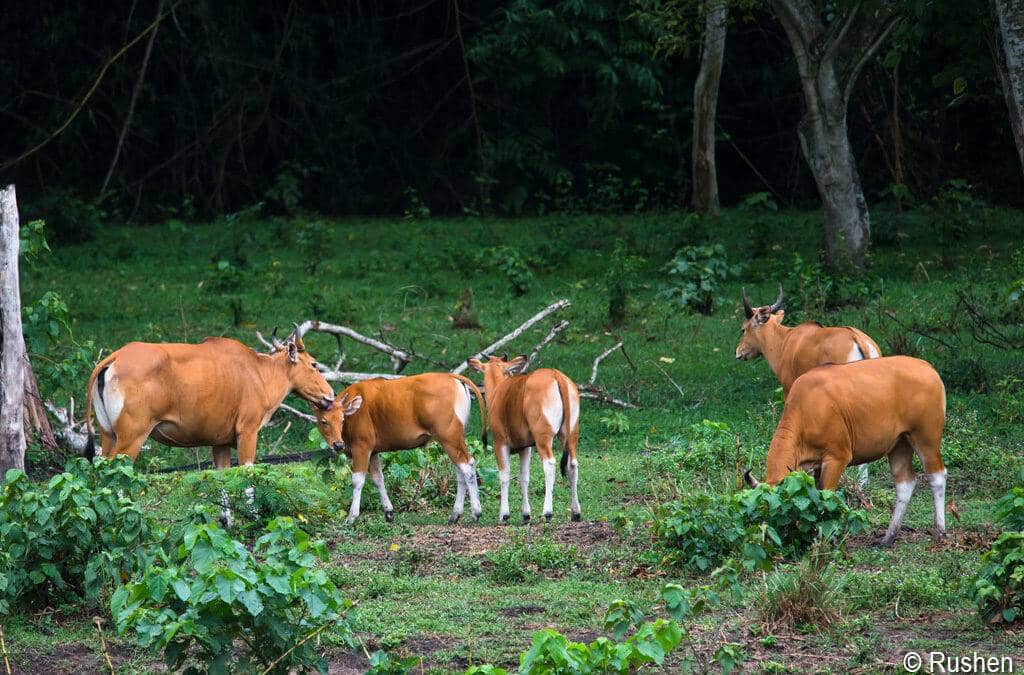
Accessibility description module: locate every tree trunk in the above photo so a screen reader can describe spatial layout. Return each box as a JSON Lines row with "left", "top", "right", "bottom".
{"left": 992, "top": 0, "right": 1024, "bottom": 180}
{"left": 770, "top": 0, "right": 900, "bottom": 272}
{"left": 23, "top": 358, "right": 58, "bottom": 451}
{"left": 795, "top": 85, "right": 871, "bottom": 270}
{"left": 691, "top": 0, "right": 728, "bottom": 215}
{"left": 1, "top": 185, "right": 27, "bottom": 476}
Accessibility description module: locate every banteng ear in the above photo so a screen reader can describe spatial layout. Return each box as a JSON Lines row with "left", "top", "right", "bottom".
{"left": 343, "top": 395, "right": 363, "bottom": 418}
{"left": 467, "top": 358, "right": 485, "bottom": 372}
{"left": 287, "top": 341, "right": 298, "bottom": 363}
{"left": 503, "top": 355, "right": 528, "bottom": 376}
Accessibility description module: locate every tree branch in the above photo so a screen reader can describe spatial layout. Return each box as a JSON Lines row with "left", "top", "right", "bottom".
{"left": 524, "top": 319, "right": 569, "bottom": 369}
{"left": 842, "top": 12, "right": 903, "bottom": 104}
{"left": 451, "top": 299, "right": 571, "bottom": 374}
{"left": 292, "top": 320, "right": 412, "bottom": 372}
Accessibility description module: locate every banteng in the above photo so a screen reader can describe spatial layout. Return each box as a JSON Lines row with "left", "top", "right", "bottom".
{"left": 85, "top": 327, "right": 334, "bottom": 465}
{"left": 468, "top": 355, "right": 580, "bottom": 523}
{"left": 315, "top": 373, "right": 487, "bottom": 524}
{"left": 744, "top": 356, "right": 947, "bottom": 547}
{"left": 736, "top": 285, "right": 882, "bottom": 485}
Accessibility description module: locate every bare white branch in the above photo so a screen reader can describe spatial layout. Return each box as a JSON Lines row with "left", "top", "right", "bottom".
{"left": 579, "top": 388, "right": 637, "bottom": 409}
{"left": 451, "top": 299, "right": 571, "bottom": 374}
{"left": 292, "top": 319, "right": 412, "bottom": 372}
{"left": 589, "top": 341, "right": 623, "bottom": 386}
{"left": 525, "top": 319, "right": 570, "bottom": 369}
{"left": 44, "top": 398, "right": 90, "bottom": 453}
{"left": 277, "top": 402, "right": 315, "bottom": 423}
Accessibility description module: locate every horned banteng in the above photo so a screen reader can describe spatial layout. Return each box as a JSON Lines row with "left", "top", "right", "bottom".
{"left": 85, "top": 328, "right": 334, "bottom": 465}
{"left": 744, "top": 356, "right": 947, "bottom": 547}
{"left": 468, "top": 355, "right": 580, "bottom": 523}
{"left": 315, "top": 373, "right": 487, "bottom": 524}
{"left": 736, "top": 285, "right": 882, "bottom": 485}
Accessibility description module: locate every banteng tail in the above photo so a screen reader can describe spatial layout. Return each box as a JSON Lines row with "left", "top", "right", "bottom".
{"left": 453, "top": 374, "right": 488, "bottom": 451}
{"left": 556, "top": 374, "right": 576, "bottom": 478}
{"left": 83, "top": 355, "right": 116, "bottom": 460}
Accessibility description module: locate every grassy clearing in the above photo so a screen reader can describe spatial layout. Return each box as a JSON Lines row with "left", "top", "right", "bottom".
{"left": 6, "top": 209, "right": 1024, "bottom": 672}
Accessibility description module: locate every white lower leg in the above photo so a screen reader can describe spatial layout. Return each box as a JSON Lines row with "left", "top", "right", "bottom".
{"left": 458, "top": 460, "right": 481, "bottom": 521}
{"left": 541, "top": 457, "right": 556, "bottom": 519}
{"left": 928, "top": 470, "right": 947, "bottom": 536}
{"left": 450, "top": 465, "right": 466, "bottom": 523}
{"left": 347, "top": 471, "right": 366, "bottom": 524}
{"left": 856, "top": 463, "right": 870, "bottom": 488}
{"left": 881, "top": 479, "right": 916, "bottom": 543}
{"left": 369, "top": 457, "right": 394, "bottom": 515}
{"left": 569, "top": 458, "right": 580, "bottom": 519}
{"left": 520, "top": 448, "right": 532, "bottom": 520}
{"left": 498, "top": 445, "right": 511, "bottom": 522}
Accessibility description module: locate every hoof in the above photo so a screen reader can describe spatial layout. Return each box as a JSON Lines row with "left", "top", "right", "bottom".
{"left": 384, "top": 510, "right": 394, "bottom": 523}
{"left": 448, "top": 513, "right": 462, "bottom": 525}
{"left": 522, "top": 513, "right": 531, "bottom": 524}
{"left": 543, "top": 512, "right": 552, "bottom": 523}
{"left": 571, "top": 512, "right": 582, "bottom": 522}
{"left": 472, "top": 511, "right": 481, "bottom": 523}
{"left": 501, "top": 514, "right": 510, "bottom": 524}
{"left": 873, "top": 536, "right": 895, "bottom": 548}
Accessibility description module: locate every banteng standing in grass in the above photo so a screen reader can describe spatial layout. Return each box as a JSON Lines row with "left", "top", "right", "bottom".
{"left": 315, "top": 373, "right": 487, "bottom": 524}
{"left": 85, "top": 327, "right": 335, "bottom": 464}
{"left": 735, "top": 285, "right": 882, "bottom": 486}
{"left": 744, "top": 356, "right": 947, "bottom": 546}
{"left": 468, "top": 355, "right": 580, "bottom": 523}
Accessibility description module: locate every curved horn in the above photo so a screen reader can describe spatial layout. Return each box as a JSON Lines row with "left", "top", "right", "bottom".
{"left": 270, "top": 326, "right": 284, "bottom": 349}
{"left": 291, "top": 322, "right": 307, "bottom": 339}
{"left": 769, "top": 284, "right": 784, "bottom": 313}
{"left": 741, "top": 288, "right": 754, "bottom": 319}
{"left": 743, "top": 468, "right": 760, "bottom": 488}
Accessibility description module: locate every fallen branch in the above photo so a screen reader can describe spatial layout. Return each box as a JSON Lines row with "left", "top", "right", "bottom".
{"left": 525, "top": 319, "right": 569, "bottom": 369}
{"left": 278, "top": 402, "right": 314, "bottom": 423}
{"left": 451, "top": 299, "right": 571, "bottom": 374}
{"left": 317, "top": 370, "right": 404, "bottom": 383}
{"left": 579, "top": 388, "right": 638, "bottom": 409}
{"left": 650, "top": 359, "right": 685, "bottom": 400}
{"left": 44, "top": 397, "right": 88, "bottom": 454}
{"left": 293, "top": 320, "right": 412, "bottom": 372}
{"left": 588, "top": 341, "right": 623, "bottom": 386}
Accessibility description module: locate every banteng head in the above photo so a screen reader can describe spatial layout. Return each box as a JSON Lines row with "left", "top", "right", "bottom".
{"left": 270, "top": 324, "right": 335, "bottom": 410}
{"left": 467, "top": 354, "right": 528, "bottom": 383}
{"left": 735, "top": 284, "right": 785, "bottom": 361}
{"left": 313, "top": 391, "right": 364, "bottom": 452}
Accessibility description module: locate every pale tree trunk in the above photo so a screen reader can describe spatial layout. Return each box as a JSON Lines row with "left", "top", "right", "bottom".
{"left": 1, "top": 185, "right": 26, "bottom": 475}
{"left": 992, "top": 0, "right": 1024, "bottom": 180}
{"left": 691, "top": 0, "right": 728, "bottom": 215}
{"left": 770, "top": 0, "right": 901, "bottom": 271}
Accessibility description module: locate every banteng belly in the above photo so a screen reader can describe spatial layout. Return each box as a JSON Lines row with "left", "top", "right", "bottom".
{"left": 150, "top": 421, "right": 235, "bottom": 448}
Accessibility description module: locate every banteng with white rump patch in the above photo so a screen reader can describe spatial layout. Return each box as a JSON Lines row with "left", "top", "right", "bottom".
{"left": 744, "top": 356, "right": 948, "bottom": 547}
{"left": 469, "top": 355, "right": 581, "bottom": 523}
{"left": 314, "top": 373, "right": 487, "bottom": 524}
{"left": 85, "top": 326, "right": 335, "bottom": 464}
{"left": 736, "top": 285, "right": 882, "bottom": 486}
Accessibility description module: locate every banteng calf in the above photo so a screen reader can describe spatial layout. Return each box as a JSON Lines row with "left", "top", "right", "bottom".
{"left": 316, "top": 373, "right": 486, "bottom": 524}
{"left": 468, "top": 355, "right": 581, "bottom": 523}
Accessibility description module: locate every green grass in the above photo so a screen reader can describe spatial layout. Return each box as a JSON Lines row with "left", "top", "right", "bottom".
{"left": 6, "top": 208, "right": 1024, "bottom": 672}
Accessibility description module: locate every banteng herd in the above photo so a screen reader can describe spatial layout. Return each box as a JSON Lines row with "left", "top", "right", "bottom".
{"left": 84, "top": 287, "right": 948, "bottom": 546}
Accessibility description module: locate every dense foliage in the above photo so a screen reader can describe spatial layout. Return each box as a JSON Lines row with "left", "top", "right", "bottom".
{"left": 112, "top": 517, "right": 351, "bottom": 674}
{"left": 653, "top": 472, "right": 868, "bottom": 571}
{"left": 1, "top": 0, "right": 1019, "bottom": 228}
{"left": 0, "top": 457, "right": 153, "bottom": 613}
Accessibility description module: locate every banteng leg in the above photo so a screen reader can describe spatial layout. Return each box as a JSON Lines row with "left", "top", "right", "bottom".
{"left": 449, "top": 463, "right": 467, "bottom": 524}
{"left": 856, "top": 463, "right": 870, "bottom": 488}
{"left": 908, "top": 428, "right": 947, "bottom": 540}
{"left": 368, "top": 453, "right": 395, "bottom": 522}
{"left": 519, "top": 447, "right": 532, "bottom": 523}
{"left": 496, "top": 444, "right": 512, "bottom": 523}
{"left": 213, "top": 445, "right": 234, "bottom": 527}
{"left": 880, "top": 441, "right": 917, "bottom": 546}
{"left": 346, "top": 447, "right": 370, "bottom": 524}
{"left": 535, "top": 434, "right": 556, "bottom": 522}
{"left": 441, "top": 440, "right": 481, "bottom": 523}
{"left": 564, "top": 429, "right": 581, "bottom": 522}
{"left": 236, "top": 431, "right": 258, "bottom": 517}
{"left": 109, "top": 414, "right": 153, "bottom": 460}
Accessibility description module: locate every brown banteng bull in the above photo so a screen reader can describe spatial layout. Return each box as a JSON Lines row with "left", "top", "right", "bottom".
{"left": 468, "top": 355, "right": 580, "bottom": 523}
{"left": 315, "top": 373, "right": 487, "bottom": 524}
{"left": 84, "top": 328, "right": 334, "bottom": 466}
{"left": 744, "top": 356, "right": 947, "bottom": 546}
{"left": 736, "top": 285, "right": 882, "bottom": 485}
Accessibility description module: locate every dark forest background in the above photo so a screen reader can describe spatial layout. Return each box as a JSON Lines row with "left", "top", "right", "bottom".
{"left": 0, "top": 0, "right": 1019, "bottom": 238}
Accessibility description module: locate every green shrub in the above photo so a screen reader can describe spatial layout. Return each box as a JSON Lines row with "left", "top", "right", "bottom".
{"left": 995, "top": 472, "right": 1024, "bottom": 531}
{"left": 112, "top": 517, "right": 352, "bottom": 673}
{"left": 758, "top": 545, "right": 840, "bottom": 632}
{"left": 971, "top": 532, "right": 1024, "bottom": 624}
{"left": 653, "top": 473, "right": 867, "bottom": 572}
{"left": 486, "top": 536, "right": 577, "bottom": 584}
{"left": 516, "top": 620, "right": 682, "bottom": 674}
{"left": 734, "top": 473, "right": 869, "bottom": 558}
{"left": 659, "top": 243, "right": 740, "bottom": 315}
{"left": 0, "top": 456, "right": 154, "bottom": 614}
{"left": 476, "top": 245, "right": 535, "bottom": 296}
